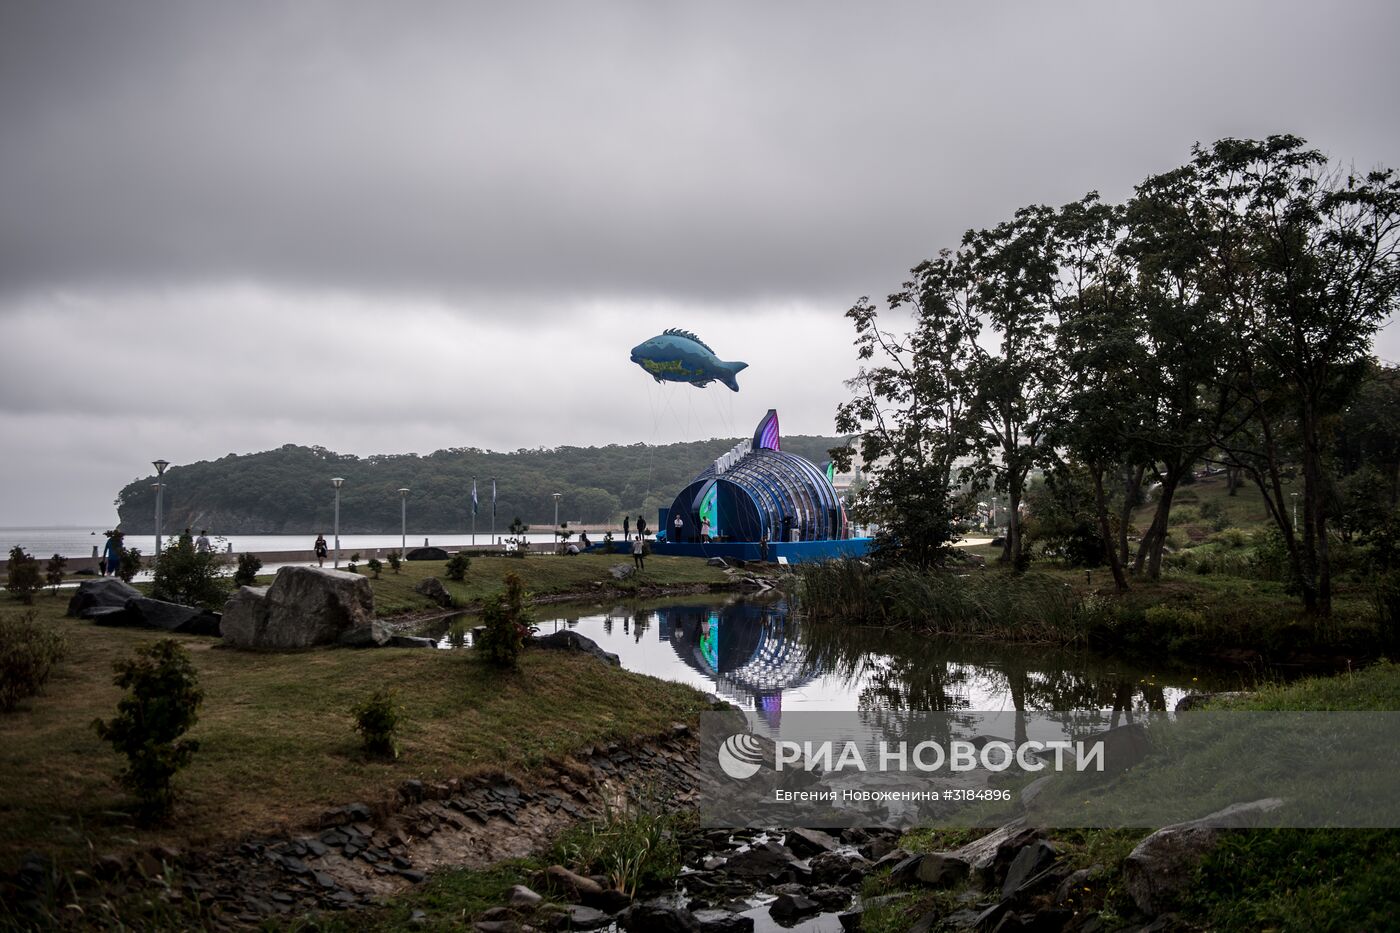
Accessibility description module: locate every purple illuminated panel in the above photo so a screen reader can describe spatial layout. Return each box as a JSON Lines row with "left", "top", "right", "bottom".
{"left": 752, "top": 409, "right": 781, "bottom": 452}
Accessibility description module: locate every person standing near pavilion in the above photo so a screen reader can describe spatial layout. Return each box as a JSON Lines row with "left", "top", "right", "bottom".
{"left": 623, "top": 515, "right": 630, "bottom": 541}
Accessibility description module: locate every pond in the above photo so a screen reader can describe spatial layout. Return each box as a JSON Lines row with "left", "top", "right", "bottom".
{"left": 416, "top": 594, "right": 1259, "bottom": 716}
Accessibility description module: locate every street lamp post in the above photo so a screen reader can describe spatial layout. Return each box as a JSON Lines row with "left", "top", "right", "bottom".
{"left": 991, "top": 496, "right": 998, "bottom": 531}
{"left": 332, "top": 477, "right": 345, "bottom": 569}
{"left": 552, "top": 492, "right": 562, "bottom": 538}
{"left": 152, "top": 459, "right": 169, "bottom": 570}
{"left": 398, "top": 488, "right": 410, "bottom": 553}
{"left": 1291, "top": 491, "right": 1299, "bottom": 531}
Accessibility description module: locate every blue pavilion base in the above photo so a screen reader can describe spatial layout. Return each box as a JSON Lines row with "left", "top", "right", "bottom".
{"left": 644, "top": 537, "right": 871, "bottom": 564}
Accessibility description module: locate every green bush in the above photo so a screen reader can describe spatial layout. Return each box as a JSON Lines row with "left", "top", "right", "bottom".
{"left": 552, "top": 791, "right": 684, "bottom": 897}
{"left": 367, "top": 557, "right": 383, "bottom": 578}
{"left": 0, "top": 610, "right": 68, "bottom": 712}
{"left": 44, "top": 554, "right": 67, "bottom": 594}
{"left": 91, "top": 639, "right": 204, "bottom": 821}
{"left": 150, "top": 537, "right": 230, "bottom": 609}
{"left": 477, "top": 573, "right": 536, "bottom": 669}
{"left": 5, "top": 546, "right": 42, "bottom": 604}
{"left": 445, "top": 552, "right": 471, "bottom": 582}
{"left": 117, "top": 545, "right": 142, "bottom": 583}
{"left": 351, "top": 688, "right": 402, "bottom": 759}
{"left": 386, "top": 550, "right": 402, "bottom": 574}
{"left": 233, "top": 552, "right": 262, "bottom": 587}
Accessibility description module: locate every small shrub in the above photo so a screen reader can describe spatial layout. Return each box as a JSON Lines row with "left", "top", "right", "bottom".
{"left": 507, "top": 518, "right": 530, "bottom": 559}
{"left": 553, "top": 790, "right": 684, "bottom": 897}
{"left": 44, "top": 554, "right": 67, "bottom": 595}
{"left": 91, "top": 639, "right": 203, "bottom": 821}
{"left": 367, "top": 557, "right": 382, "bottom": 579}
{"left": 150, "top": 537, "right": 230, "bottom": 609}
{"left": 1213, "top": 527, "right": 1248, "bottom": 549}
{"left": 602, "top": 531, "right": 615, "bottom": 554}
{"left": 477, "top": 573, "right": 536, "bottom": 668}
{"left": 445, "top": 552, "right": 471, "bottom": 582}
{"left": 5, "top": 546, "right": 42, "bottom": 604}
{"left": 351, "top": 689, "right": 402, "bottom": 759}
{"left": 0, "top": 610, "right": 67, "bottom": 711}
{"left": 1143, "top": 605, "right": 1207, "bottom": 632}
{"left": 233, "top": 552, "right": 262, "bottom": 587}
{"left": 117, "top": 546, "right": 142, "bottom": 583}
{"left": 346, "top": 552, "right": 360, "bottom": 574}
{"left": 386, "top": 550, "right": 402, "bottom": 574}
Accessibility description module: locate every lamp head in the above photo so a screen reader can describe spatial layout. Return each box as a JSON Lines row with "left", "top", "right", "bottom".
{"left": 153, "top": 459, "right": 169, "bottom": 474}
{"left": 332, "top": 477, "right": 345, "bottom": 488}
{"left": 398, "top": 487, "right": 410, "bottom": 496}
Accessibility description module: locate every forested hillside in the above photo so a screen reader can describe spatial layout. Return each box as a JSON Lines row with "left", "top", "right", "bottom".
{"left": 113, "top": 435, "right": 845, "bottom": 534}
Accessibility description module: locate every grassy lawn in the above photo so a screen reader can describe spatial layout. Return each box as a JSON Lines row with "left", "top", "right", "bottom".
{"left": 257, "top": 552, "right": 734, "bottom": 617}
{"left": 0, "top": 598, "right": 713, "bottom": 874}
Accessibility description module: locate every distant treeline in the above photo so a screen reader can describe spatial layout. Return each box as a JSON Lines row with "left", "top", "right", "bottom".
{"left": 113, "top": 436, "right": 845, "bottom": 534}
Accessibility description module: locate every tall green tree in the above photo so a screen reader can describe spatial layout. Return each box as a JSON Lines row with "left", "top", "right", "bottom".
{"left": 1193, "top": 136, "right": 1400, "bottom": 613}
{"left": 962, "top": 205, "right": 1063, "bottom": 569}
{"left": 833, "top": 249, "right": 979, "bottom": 568}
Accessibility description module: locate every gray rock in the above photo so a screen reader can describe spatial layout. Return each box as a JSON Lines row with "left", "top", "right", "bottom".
{"left": 338, "top": 621, "right": 392, "bottom": 648}
{"left": 693, "top": 908, "right": 754, "bottom": 933}
{"left": 414, "top": 577, "right": 455, "bottom": 608}
{"left": 123, "top": 596, "right": 222, "bottom": 635}
{"left": 220, "top": 566, "right": 379, "bottom": 650}
{"left": 944, "top": 819, "right": 1035, "bottom": 886}
{"left": 1123, "top": 798, "right": 1284, "bottom": 915}
{"left": 915, "top": 852, "right": 970, "bottom": 888}
{"left": 1018, "top": 775, "right": 1054, "bottom": 811}
{"left": 784, "top": 827, "right": 840, "bottom": 858}
{"left": 1054, "top": 864, "right": 1104, "bottom": 907}
{"left": 609, "top": 564, "right": 635, "bottom": 580}
{"left": 67, "top": 577, "right": 140, "bottom": 618}
{"left": 406, "top": 547, "right": 450, "bottom": 561}
{"left": 706, "top": 557, "right": 729, "bottom": 568}
{"left": 529, "top": 630, "right": 621, "bottom": 666}
{"left": 1001, "top": 839, "right": 1057, "bottom": 897}
{"left": 888, "top": 853, "right": 924, "bottom": 885}
{"left": 507, "top": 883, "right": 542, "bottom": 907}
{"left": 619, "top": 900, "right": 701, "bottom": 932}
{"left": 544, "top": 864, "right": 603, "bottom": 899}
{"left": 723, "top": 841, "right": 798, "bottom": 879}
{"left": 769, "top": 892, "right": 819, "bottom": 923}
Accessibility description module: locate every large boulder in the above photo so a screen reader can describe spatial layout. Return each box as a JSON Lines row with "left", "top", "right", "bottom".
{"left": 413, "top": 577, "right": 455, "bottom": 609}
{"left": 67, "top": 578, "right": 140, "bottom": 618}
{"left": 405, "top": 546, "right": 449, "bottom": 561}
{"left": 88, "top": 596, "right": 222, "bottom": 636}
{"left": 220, "top": 566, "right": 381, "bottom": 650}
{"left": 530, "top": 630, "right": 621, "bottom": 666}
{"left": 1123, "top": 798, "right": 1284, "bottom": 915}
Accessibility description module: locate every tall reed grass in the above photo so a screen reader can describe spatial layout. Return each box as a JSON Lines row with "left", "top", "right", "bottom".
{"left": 794, "top": 560, "right": 1082, "bottom": 642}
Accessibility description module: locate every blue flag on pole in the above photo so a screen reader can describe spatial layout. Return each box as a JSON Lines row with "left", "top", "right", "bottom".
{"left": 491, "top": 478, "right": 497, "bottom": 521}
{"left": 472, "top": 478, "right": 479, "bottom": 517}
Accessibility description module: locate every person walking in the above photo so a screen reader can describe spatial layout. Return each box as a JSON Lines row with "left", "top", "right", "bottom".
{"left": 103, "top": 532, "right": 122, "bottom": 577}
{"left": 700, "top": 516, "right": 712, "bottom": 542}
{"left": 195, "top": 529, "right": 211, "bottom": 553}
{"left": 623, "top": 515, "right": 630, "bottom": 541}
{"left": 314, "top": 533, "right": 328, "bottom": 567}
{"left": 631, "top": 533, "right": 645, "bottom": 571}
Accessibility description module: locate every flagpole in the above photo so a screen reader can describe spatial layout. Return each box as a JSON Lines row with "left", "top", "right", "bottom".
{"left": 471, "top": 476, "right": 477, "bottom": 546}
{"left": 491, "top": 477, "right": 497, "bottom": 544}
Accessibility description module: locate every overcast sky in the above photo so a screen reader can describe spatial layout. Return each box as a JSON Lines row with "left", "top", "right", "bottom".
{"left": 3, "top": 1, "right": 1399, "bottom": 525}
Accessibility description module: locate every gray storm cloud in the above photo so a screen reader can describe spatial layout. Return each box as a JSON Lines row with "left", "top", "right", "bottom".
{"left": 1, "top": 0, "right": 1398, "bottom": 524}
{"left": 3, "top": 1, "right": 1399, "bottom": 301}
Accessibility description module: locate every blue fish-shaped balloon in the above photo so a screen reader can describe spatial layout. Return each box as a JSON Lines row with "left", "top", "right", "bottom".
{"left": 630, "top": 329, "right": 748, "bottom": 392}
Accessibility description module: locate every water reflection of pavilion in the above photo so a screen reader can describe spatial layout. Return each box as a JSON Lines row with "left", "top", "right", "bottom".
{"left": 620, "top": 600, "right": 818, "bottom": 727}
